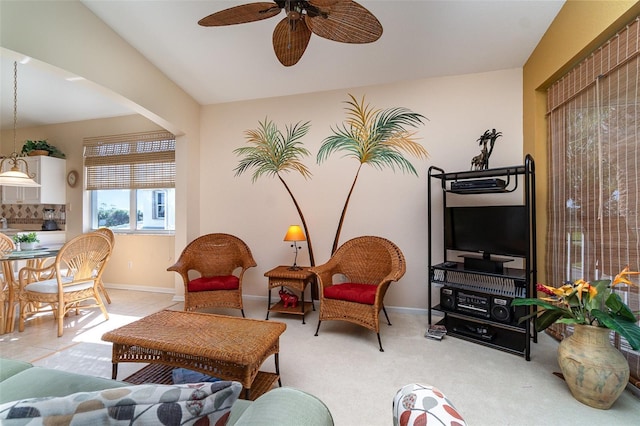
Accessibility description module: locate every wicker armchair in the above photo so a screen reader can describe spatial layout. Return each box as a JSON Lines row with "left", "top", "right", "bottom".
{"left": 93, "top": 227, "right": 115, "bottom": 304}
{"left": 167, "top": 233, "right": 257, "bottom": 317}
{"left": 0, "top": 233, "right": 16, "bottom": 334}
{"left": 309, "top": 236, "right": 406, "bottom": 351}
{"left": 17, "top": 232, "right": 112, "bottom": 337}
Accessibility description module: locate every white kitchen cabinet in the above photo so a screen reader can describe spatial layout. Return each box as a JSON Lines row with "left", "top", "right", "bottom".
{"left": 1, "top": 156, "right": 66, "bottom": 204}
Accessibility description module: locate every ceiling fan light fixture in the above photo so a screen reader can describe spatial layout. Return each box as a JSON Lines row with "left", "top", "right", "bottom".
{"left": 199, "top": 0, "right": 382, "bottom": 66}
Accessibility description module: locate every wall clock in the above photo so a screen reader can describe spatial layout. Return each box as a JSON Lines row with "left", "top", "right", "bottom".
{"left": 67, "top": 170, "right": 79, "bottom": 188}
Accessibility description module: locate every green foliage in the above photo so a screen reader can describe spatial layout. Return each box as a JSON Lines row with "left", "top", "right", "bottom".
{"left": 98, "top": 204, "right": 129, "bottom": 227}
{"left": 13, "top": 232, "right": 39, "bottom": 243}
{"left": 21, "top": 140, "right": 66, "bottom": 158}
{"left": 512, "top": 270, "right": 640, "bottom": 350}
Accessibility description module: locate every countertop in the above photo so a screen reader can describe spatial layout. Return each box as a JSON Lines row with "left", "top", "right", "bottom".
{"left": 0, "top": 229, "right": 66, "bottom": 236}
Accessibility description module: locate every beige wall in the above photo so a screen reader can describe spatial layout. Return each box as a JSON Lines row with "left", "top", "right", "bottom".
{"left": 522, "top": 0, "right": 640, "bottom": 280}
{"left": 202, "top": 69, "right": 525, "bottom": 309}
{"left": 1, "top": 0, "right": 201, "bottom": 295}
{"left": 0, "top": 115, "right": 176, "bottom": 290}
{"left": 1, "top": 67, "right": 526, "bottom": 306}
{"left": 7, "top": 1, "right": 614, "bottom": 308}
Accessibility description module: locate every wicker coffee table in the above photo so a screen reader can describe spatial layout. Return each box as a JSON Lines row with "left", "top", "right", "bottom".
{"left": 101, "top": 310, "right": 286, "bottom": 399}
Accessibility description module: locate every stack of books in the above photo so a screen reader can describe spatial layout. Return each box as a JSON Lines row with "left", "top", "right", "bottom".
{"left": 425, "top": 325, "right": 447, "bottom": 341}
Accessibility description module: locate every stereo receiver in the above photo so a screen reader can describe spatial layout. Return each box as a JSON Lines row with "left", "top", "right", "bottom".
{"left": 455, "top": 290, "right": 491, "bottom": 319}
{"left": 440, "top": 287, "right": 524, "bottom": 325}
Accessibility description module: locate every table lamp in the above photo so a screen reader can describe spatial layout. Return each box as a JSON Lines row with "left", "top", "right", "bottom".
{"left": 283, "top": 225, "right": 306, "bottom": 270}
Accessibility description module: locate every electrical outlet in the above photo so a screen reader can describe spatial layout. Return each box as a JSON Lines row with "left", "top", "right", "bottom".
{"left": 128, "top": 261, "right": 133, "bottom": 269}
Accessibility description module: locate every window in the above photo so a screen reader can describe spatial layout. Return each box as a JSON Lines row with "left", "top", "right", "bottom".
{"left": 84, "top": 131, "right": 176, "bottom": 233}
{"left": 547, "top": 18, "right": 639, "bottom": 382}
{"left": 153, "top": 190, "right": 166, "bottom": 220}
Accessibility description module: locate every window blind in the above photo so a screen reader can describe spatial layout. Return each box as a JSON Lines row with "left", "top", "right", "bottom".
{"left": 546, "top": 17, "right": 639, "bottom": 387}
{"left": 83, "top": 131, "right": 175, "bottom": 190}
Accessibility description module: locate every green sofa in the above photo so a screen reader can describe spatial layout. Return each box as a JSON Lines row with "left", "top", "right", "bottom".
{"left": 0, "top": 358, "right": 333, "bottom": 425}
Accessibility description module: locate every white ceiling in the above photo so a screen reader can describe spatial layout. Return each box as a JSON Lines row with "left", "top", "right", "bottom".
{"left": 0, "top": 0, "right": 565, "bottom": 130}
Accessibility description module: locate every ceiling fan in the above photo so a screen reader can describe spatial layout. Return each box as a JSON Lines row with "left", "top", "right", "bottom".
{"left": 198, "top": 0, "right": 383, "bottom": 66}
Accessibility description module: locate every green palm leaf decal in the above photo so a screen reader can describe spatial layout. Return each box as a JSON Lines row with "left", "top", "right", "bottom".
{"left": 317, "top": 94, "right": 428, "bottom": 253}
{"left": 234, "top": 118, "right": 315, "bottom": 266}
{"left": 235, "top": 119, "right": 312, "bottom": 182}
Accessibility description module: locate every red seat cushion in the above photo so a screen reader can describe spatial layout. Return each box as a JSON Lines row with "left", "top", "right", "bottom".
{"left": 188, "top": 275, "right": 239, "bottom": 292}
{"left": 323, "top": 283, "right": 377, "bottom": 305}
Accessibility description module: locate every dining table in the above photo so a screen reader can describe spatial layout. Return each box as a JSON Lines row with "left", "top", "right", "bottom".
{"left": 1, "top": 245, "right": 62, "bottom": 334}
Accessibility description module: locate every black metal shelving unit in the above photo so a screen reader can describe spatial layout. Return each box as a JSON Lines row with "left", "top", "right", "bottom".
{"left": 427, "top": 155, "right": 536, "bottom": 360}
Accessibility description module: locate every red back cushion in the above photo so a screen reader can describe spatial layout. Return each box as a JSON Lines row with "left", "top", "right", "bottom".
{"left": 323, "top": 283, "right": 377, "bottom": 305}
{"left": 188, "top": 275, "right": 239, "bottom": 292}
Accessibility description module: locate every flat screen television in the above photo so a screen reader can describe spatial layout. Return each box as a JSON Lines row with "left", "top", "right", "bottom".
{"left": 444, "top": 205, "right": 528, "bottom": 259}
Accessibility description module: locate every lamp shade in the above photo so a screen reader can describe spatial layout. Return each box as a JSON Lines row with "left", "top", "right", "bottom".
{"left": 283, "top": 225, "right": 306, "bottom": 242}
{"left": 0, "top": 160, "right": 41, "bottom": 187}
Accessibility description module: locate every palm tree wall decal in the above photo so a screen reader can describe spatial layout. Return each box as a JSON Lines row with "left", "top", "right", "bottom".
{"left": 317, "top": 94, "right": 429, "bottom": 254}
{"left": 233, "top": 118, "right": 316, "bottom": 266}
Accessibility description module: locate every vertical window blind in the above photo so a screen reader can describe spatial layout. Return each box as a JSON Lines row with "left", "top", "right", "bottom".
{"left": 546, "top": 17, "right": 639, "bottom": 386}
{"left": 83, "top": 131, "right": 176, "bottom": 190}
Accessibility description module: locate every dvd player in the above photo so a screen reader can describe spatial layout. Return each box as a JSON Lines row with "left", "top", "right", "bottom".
{"left": 451, "top": 178, "right": 506, "bottom": 191}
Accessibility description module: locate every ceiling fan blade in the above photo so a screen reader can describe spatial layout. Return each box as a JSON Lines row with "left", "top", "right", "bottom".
{"left": 306, "top": 1, "right": 382, "bottom": 44}
{"left": 198, "top": 2, "right": 281, "bottom": 27}
{"left": 308, "top": 0, "right": 346, "bottom": 7}
{"left": 272, "top": 17, "right": 312, "bottom": 66}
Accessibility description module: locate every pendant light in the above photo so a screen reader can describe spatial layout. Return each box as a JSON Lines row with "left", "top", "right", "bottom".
{"left": 0, "top": 61, "right": 40, "bottom": 187}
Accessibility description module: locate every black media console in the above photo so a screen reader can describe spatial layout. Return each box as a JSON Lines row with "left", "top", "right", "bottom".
{"left": 427, "top": 155, "right": 537, "bottom": 360}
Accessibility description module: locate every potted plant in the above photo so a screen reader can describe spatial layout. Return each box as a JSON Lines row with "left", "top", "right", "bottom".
{"left": 21, "top": 140, "right": 66, "bottom": 158}
{"left": 13, "top": 232, "right": 40, "bottom": 250}
{"left": 512, "top": 267, "right": 640, "bottom": 409}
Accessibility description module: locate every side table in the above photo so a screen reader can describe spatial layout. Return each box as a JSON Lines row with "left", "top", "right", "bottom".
{"left": 265, "top": 266, "right": 315, "bottom": 324}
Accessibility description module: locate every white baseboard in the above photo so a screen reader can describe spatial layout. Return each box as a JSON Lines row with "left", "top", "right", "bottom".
{"left": 102, "top": 283, "right": 175, "bottom": 295}
{"left": 102, "top": 285, "right": 430, "bottom": 316}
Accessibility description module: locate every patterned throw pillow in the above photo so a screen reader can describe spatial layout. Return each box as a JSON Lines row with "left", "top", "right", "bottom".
{"left": 0, "top": 381, "right": 242, "bottom": 425}
{"left": 392, "top": 383, "right": 466, "bottom": 426}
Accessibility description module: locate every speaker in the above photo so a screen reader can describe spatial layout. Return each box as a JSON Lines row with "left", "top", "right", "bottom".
{"left": 440, "top": 287, "right": 456, "bottom": 311}
{"left": 490, "top": 297, "right": 513, "bottom": 323}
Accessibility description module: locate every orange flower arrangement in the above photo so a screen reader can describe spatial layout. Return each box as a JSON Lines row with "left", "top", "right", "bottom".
{"left": 512, "top": 266, "right": 640, "bottom": 350}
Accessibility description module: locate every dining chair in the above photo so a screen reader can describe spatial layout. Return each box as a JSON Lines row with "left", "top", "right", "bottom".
{"left": 167, "top": 233, "right": 257, "bottom": 317}
{"left": 17, "top": 232, "right": 112, "bottom": 337}
{"left": 309, "top": 236, "right": 406, "bottom": 351}
{"left": 0, "top": 233, "right": 16, "bottom": 334}
{"left": 93, "top": 227, "right": 115, "bottom": 304}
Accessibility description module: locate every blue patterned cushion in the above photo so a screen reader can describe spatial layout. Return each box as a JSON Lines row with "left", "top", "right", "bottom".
{"left": 0, "top": 381, "right": 242, "bottom": 425}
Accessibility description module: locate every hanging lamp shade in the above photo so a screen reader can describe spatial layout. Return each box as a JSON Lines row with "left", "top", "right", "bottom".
{"left": 0, "top": 160, "right": 41, "bottom": 187}
{"left": 0, "top": 60, "right": 40, "bottom": 188}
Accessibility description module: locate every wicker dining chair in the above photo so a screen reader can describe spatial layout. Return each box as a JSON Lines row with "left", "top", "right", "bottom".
{"left": 309, "top": 236, "right": 406, "bottom": 351}
{"left": 17, "top": 232, "right": 112, "bottom": 337}
{"left": 93, "top": 227, "right": 115, "bottom": 304}
{"left": 167, "top": 233, "right": 257, "bottom": 317}
{"left": 0, "top": 232, "right": 16, "bottom": 334}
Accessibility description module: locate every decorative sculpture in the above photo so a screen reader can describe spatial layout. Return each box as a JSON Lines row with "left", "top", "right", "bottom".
{"left": 279, "top": 288, "right": 299, "bottom": 308}
{"left": 471, "top": 129, "right": 502, "bottom": 170}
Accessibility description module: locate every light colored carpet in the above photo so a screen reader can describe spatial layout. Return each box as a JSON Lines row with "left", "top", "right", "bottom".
{"left": 2, "top": 289, "right": 639, "bottom": 425}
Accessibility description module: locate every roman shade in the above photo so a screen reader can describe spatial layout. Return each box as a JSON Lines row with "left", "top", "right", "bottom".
{"left": 83, "top": 131, "right": 175, "bottom": 190}
{"left": 546, "top": 17, "right": 639, "bottom": 386}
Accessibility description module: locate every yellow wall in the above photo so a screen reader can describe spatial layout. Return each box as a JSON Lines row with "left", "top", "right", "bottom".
{"left": 523, "top": 0, "right": 640, "bottom": 280}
